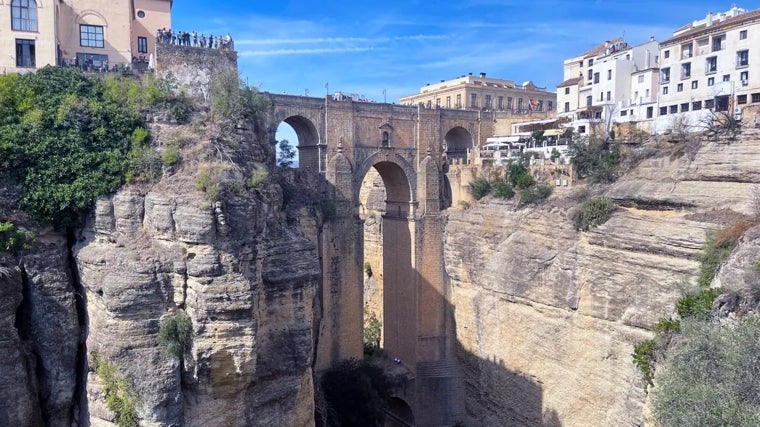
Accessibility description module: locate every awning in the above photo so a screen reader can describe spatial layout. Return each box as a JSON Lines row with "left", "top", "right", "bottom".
{"left": 543, "top": 129, "right": 564, "bottom": 137}
{"left": 486, "top": 136, "right": 521, "bottom": 144}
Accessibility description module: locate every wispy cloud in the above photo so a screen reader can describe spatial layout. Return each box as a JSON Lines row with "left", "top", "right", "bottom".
{"left": 239, "top": 46, "right": 377, "bottom": 57}
{"left": 236, "top": 34, "right": 448, "bottom": 46}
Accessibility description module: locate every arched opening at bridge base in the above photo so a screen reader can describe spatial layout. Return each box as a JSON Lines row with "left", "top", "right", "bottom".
{"left": 444, "top": 126, "right": 473, "bottom": 165}
{"left": 385, "top": 397, "right": 415, "bottom": 427}
{"left": 275, "top": 115, "right": 322, "bottom": 171}
{"left": 359, "top": 161, "right": 416, "bottom": 363}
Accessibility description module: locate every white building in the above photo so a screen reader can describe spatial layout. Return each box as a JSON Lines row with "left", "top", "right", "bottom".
{"left": 655, "top": 6, "right": 760, "bottom": 132}
{"left": 557, "top": 37, "right": 660, "bottom": 135}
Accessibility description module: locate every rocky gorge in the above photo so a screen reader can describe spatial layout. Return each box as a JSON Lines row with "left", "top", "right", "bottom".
{"left": 2, "top": 59, "right": 760, "bottom": 427}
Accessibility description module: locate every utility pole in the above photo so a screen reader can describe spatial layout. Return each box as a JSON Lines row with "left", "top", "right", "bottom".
{"left": 383, "top": 88, "right": 387, "bottom": 103}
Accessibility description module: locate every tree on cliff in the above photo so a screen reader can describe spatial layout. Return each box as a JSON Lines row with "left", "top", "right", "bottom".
{"left": 321, "top": 359, "right": 392, "bottom": 426}
{"left": 277, "top": 139, "right": 296, "bottom": 167}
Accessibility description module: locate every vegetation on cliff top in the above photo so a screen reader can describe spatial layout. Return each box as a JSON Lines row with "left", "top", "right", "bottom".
{"left": 467, "top": 157, "right": 551, "bottom": 205}
{"left": 0, "top": 66, "right": 178, "bottom": 228}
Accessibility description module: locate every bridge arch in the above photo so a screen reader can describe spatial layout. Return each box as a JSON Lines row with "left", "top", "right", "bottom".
{"left": 276, "top": 114, "right": 321, "bottom": 171}
{"left": 444, "top": 126, "right": 473, "bottom": 164}
{"left": 355, "top": 151, "right": 417, "bottom": 215}
{"left": 386, "top": 397, "right": 415, "bottom": 427}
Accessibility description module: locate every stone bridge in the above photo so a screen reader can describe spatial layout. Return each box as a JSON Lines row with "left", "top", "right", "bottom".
{"left": 264, "top": 94, "right": 495, "bottom": 426}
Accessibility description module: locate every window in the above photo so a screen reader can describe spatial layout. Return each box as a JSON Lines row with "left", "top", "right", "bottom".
{"left": 664, "top": 50, "right": 670, "bottom": 59}
{"left": 669, "top": 105, "right": 678, "bottom": 114}
{"left": 663, "top": 86, "right": 669, "bottom": 95}
{"left": 593, "top": 72, "right": 600, "bottom": 84}
{"left": 446, "top": 96, "right": 451, "bottom": 108}
{"left": 737, "top": 49, "right": 749, "bottom": 67}
{"left": 599, "top": 92, "right": 604, "bottom": 101}
{"left": 497, "top": 96, "right": 502, "bottom": 109}
{"left": 634, "top": 90, "right": 639, "bottom": 100}
{"left": 578, "top": 125, "right": 586, "bottom": 134}
{"left": 706, "top": 56, "right": 717, "bottom": 73}
{"left": 586, "top": 95, "right": 592, "bottom": 107}
{"left": 646, "top": 89, "right": 650, "bottom": 97}
{"left": 382, "top": 131, "right": 389, "bottom": 147}
{"left": 723, "top": 74, "right": 731, "bottom": 82}
{"left": 681, "top": 62, "right": 691, "bottom": 79}
{"left": 681, "top": 103, "right": 689, "bottom": 112}
{"left": 564, "top": 87, "right": 570, "bottom": 95}
{"left": 588, "top": 58, "right": 594, "bottom": 66}
{"left": 691, "top": 80, "right": 698, "bottom": 89}
{"left": 538, "top": 100, "right": 544, "bottom": 111}
{"left": 547, "top": 101, "right": 553, "bottom": 110}
{"left": 737, "top": 94, "right": 747, "bottom": 104}
{"left": 588, "top": 69, "right": 593, "bottom": 80}
{"left": 620, "top": 110, "right": 628, "bottom": 117}
{"left": 606, "top": 91, "right": 611, "bottom": 101}
{"left": 607, "top": 70, "right": 612, "bottom": 80}
{"left": 470, "top": 93, "right": 477, "bottom": 107}
{"left": 638, "top": 75, "right": 645, "bottom": 83}
{"left": 137, "top": 10, "right": 146, "bottom": 18}
{"left": 705, "top": 99, "right": 715, "bottom": 109}
{"left": 740, "top": 30, "right": 748, "bottom": 40}
{"left": 15, "top": 39, "right": 35, "bottom": 67}
{"left": 740, "top": 71, "right": 749, "bottom": 83}
{"left": 752, "top": 93, "right": 760, "bottom": 103}
{"left": 137, "top": 36, "right": 148, "bottom": 54}
{"left": 456, "top": 94, "right": 461, "bottom": 108}
{"left": 484, "top": 95, "right": 491, "bottom": 109}
{"left": 507, "top": 96, "right": 512, "bottom": 110}
{"left": 681, "top": 43, "right": 693, "bottom": 58}
{"left": 712, "top": 35, "right": 724, "bottom": 51}
{"left": 677, "top": 83, "right": 683, "bottom": 92}
{"left": 436, "top": 98, "right": 440, "bottom": 107}
{"left": 661, "top": 67, "right": 670, "bottom": 83}
{"left": 80, "top": 25, "right": 104, "bottom": 48}
{"left": 564, "top": 102, "right": 570, "bottom": 112}
{"left": 11, "top": 0, "right": 37, "bottom": 32}
{"left": 517, "top": 98, "right": 524, "bottom": 111}
{"left": 660, "top": 106, "right": 668, "bottom": 115}
{"left": 692, "top": 101, "right": 702, "bottom": 110}
{"left": 708, "top": 77, "right": 715, "bottom": 86}
{"left": 646, "top": 106, "right": 653, "bottom": 118}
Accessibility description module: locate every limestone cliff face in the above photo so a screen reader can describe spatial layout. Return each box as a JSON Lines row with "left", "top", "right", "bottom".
{"left": 73, "top": 115, "right": 320, "bottom": 426}
{"left": 445, "top": 129, "right": 760, "bottom": 426}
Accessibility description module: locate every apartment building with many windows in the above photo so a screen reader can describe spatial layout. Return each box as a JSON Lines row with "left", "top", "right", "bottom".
{"left": 399, "top": 72, "right": 556, "bottom": 113}
{"left": 655, "top": 6, "right": 760, "bottom": 131}
{"left": 557, "top": 37, "right": 660, "bottom": 134}
{"left": 2, "top": 0, "right": 171, "bottom": 73}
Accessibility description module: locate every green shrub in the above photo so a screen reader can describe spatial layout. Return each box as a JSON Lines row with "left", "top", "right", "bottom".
{"left": 93, "top": 354, "right": 138, "bottom": 427}
{"left": 246, "top": 167, "right": 268, "bottom": 190}
{"left": 507, "top": 159, "right": 531, "bottom": 188}
{"left": 158, "top": 310, "right": 193, "bottom": 359}
{"left": 519, "top": 184, "right": 553, "bottom": 206}
{"left": 676, "top": 288, "right": 720, "bottom": 320}
{"left": 209, "top": 71, "right": 270, "bottom": 121}
{"left": 632, "top": 339, "right": 658, "bottom": 386}
{"left": 491, "top": 179, "right": 515, "bottom": 199}
{"left": 363, "top": 309, "right": 382, "bottom": 357}
{"left": 194, "top": 165, "right": 225, "bottom": 200}
{"left": 161, "top": 143, "right": 180, "bottom": 166}
{"left": 515, "top": 173, "right": 535, "bottom": 190}
{"left": 468, "top": 177, "right": 491, "bottom": 200}
{"left": 0, "top": 222, "right": 33, "bottom": 252}
{"left": 321, "top": 358, "right": 392, "bottom": 426}
{"left": 575, "top": 197, "right": 616, "bottom": 231}
{"left": 697, "top": 221, "right": 753, "bottom": 289}
{"left": 654, "top": 318, "right": 681, "bottom": 334}
{"left": 567, "top": 137, "right": 621, "bottom": 184}
{"left": 0, "top": 67, "right": 144, "bottom": 228}
{"left": 652, "top": 317, "right": 760, "bottom": 427}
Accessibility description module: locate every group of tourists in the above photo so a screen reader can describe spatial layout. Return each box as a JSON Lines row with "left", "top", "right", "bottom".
{"left": 156, "top": 28, "right": 234, "bottom": 51}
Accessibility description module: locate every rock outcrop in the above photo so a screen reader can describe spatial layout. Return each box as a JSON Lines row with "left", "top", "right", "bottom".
{"left": 445, "top": 129, "right": 760, "bottom": 426}
{"left": 72, "top": 113, "right": 320, "bottom": 426}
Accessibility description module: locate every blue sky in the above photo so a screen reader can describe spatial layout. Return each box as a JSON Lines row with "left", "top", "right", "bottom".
{"left": 172, "top": 1, "right": 760, "bottom": 103}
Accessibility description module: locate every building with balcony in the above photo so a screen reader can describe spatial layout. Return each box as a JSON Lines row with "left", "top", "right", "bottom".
{"left": 557, "top": 37, "right": 660, "bottom": 135}
{"left": 399, "top": 72, "right": 556, "bottom": 113}
{"left": 2, "top": 0, "right": 172, "bottom": 74}
{"left": 655, "top": 5, "right": 760, "bottom": 132}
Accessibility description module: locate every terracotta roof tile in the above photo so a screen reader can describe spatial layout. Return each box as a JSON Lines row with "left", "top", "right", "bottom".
{"left": 557, "top": 77, "right": 582, "bottom": 88}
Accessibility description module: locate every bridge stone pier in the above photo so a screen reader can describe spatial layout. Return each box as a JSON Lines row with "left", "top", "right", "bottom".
{"left": 265, "top": 94, "right": 493, "bottom": 426}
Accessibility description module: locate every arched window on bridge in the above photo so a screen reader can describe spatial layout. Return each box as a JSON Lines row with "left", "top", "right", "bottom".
{"left": 379, "top": 123, "right": 393, "bottom": 148}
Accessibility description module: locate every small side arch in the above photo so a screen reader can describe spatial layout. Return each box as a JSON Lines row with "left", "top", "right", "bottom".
{"left": 444, "top": 126, "right": 473, "bottom": 164}
{"left": 385, "top": 397, "right": 415, "bottom": 427}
